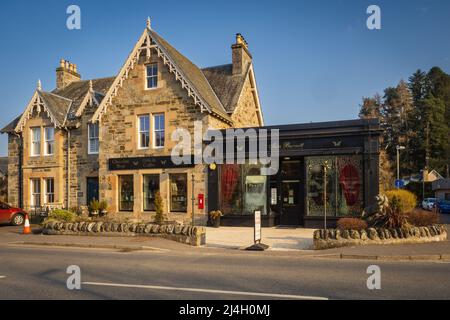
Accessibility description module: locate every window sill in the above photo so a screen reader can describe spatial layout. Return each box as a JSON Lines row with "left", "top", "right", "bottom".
{"left": 144, "top": 86, "right": 160, "bottom": 91}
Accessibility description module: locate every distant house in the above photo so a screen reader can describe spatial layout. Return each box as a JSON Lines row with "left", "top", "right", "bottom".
{"left": 433, "top": 179, "right": 450, "bottom": 201}
{"left": 0, "top": 157, "right": 7, "bottom": 202}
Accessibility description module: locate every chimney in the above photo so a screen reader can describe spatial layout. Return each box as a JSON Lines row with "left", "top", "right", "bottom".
{"left": 232, "top": 33, "right": 252, "bottom": 76}
{"left": 56, "top": 59, "right": 81, "bottom": 89}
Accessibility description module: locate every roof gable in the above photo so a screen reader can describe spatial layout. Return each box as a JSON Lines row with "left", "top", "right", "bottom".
{"left": 11, "top": 90, "right": 72, "bottom": 133}
{"left": 93, "top": 26, "right": 232, "bottom": 124}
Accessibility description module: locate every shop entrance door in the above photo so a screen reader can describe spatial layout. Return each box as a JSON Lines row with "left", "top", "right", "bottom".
{"left": 87, "top": 177, "right": 99, "bottom": 205}
{"left": 280, "top": 180, "right": 302, "bottom": 225}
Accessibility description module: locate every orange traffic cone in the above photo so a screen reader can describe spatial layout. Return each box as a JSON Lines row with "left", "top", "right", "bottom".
{"left": 23, "top": 214, "right": 32, "bottom": 235}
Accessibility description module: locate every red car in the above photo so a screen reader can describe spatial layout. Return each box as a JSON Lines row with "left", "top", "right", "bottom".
{"left": 0, "top": 201, "right": 27, "bottom": 226}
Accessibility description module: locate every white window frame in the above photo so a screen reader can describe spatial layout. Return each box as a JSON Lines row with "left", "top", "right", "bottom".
{"left": 44, "top": 178, "right": 55, "bottom": 204}
{"left": 88, "top": 123, "right": 99, "bottom": 155}
{"left": 30, "top": 127, "right": 41, "bottom": 156}
{"left": 138, "top": 115, "right": 150, "bottom": 149}
{"left": 145, "top": 63, "right": 158, "bottom": 90}
{"left": 153, "top": 113, "right": 165, "bottom": 148}
{"left": 31, "top": 179, "right": 41, "bottom": 208}
{"left": 44, "top": 127, "right": 55, "bottom": 156}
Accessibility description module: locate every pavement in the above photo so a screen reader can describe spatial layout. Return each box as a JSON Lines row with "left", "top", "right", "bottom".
{"left": 205, "top": 226, "right": 315, "bottom": 250}
{"left": 1, "top": 221, "right": 450, "bottom": 261}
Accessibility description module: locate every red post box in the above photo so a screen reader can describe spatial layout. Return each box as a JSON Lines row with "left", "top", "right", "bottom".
{"left": 198, "top": 194, "right": 204, "bottom": 210}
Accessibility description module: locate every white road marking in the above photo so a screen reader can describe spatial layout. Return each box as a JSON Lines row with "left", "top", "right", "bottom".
{"left": 82, "top": 281, "right": 328, "bottom": 300}
{"left": 0, "top": 276, "right": 6, "bottom": 279}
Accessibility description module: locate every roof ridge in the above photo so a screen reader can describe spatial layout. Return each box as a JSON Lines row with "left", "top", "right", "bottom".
{"left": 40, "top": 90, "right": 73, "bottom": 102}
{"left": 202, "top": 63, "right": 232, "bottom": 70}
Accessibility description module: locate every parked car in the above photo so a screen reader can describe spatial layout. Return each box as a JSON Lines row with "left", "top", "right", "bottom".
{"left": 435, "top": 200, "right": 450, "bottom": 214}
{"left": 422, "top": 198, "right": 437, "bottom": 211}
{"left": 0, "top": 201, "right": 27, "bottom": 226}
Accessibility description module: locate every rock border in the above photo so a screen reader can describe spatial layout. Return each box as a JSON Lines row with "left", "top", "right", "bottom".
{"left": 42, "top": 221, "right": 206, "bottom": 247}
{"left": 313, "top": 225, "right": 447, "bottom": 250}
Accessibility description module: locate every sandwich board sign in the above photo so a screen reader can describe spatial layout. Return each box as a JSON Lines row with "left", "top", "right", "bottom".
{"left": 254, "top": 210, "right": 262, "bottom": 243}
{"left": 246, "top": 210, "right": 269, "bottom": 251}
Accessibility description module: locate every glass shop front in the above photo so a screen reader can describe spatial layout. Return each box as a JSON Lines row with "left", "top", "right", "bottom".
{"left": 214, "top": 155, "right": 364, "bottom": 227}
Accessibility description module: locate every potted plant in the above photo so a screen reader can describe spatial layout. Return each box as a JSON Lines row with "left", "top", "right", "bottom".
{"left": 99, "top": 200, "right": 108, "bottom": 216}
{"left": 209, "top": 210, "right": 223, "bottom": 228}
{"left": 89, "top": 199, "right": 100, "bottom": 216}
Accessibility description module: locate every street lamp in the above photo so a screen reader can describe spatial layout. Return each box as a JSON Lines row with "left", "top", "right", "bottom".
{"left": 396, "top": 145, "right": 406, "bottom": 186}
{"left": 323, "top": 161, "right": 331, "bottom": 231}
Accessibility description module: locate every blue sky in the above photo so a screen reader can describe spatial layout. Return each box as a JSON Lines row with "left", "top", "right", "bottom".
{"left": 0, "top": 0, "right": 449, "bottom": 155}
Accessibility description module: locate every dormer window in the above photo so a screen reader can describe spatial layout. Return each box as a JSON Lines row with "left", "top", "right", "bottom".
{"left": 44, "top": 127, "right": 55, "bottom": 155}
{"left": 31, "top": 127, "right": 41, "bottom": 156}
{"left": 146, "top": 64, "right": 158, "bottom": 89}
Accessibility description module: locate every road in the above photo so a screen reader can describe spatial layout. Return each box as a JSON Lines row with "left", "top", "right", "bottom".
{"left": 1, "top": 243, "right": 450, "bottom": 300}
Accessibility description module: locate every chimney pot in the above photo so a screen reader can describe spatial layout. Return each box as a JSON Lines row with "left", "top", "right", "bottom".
{"left": 56, "top": 59, "right": 81, "bottom": 89}
{"left": 232, "top": 33, "right": 252, "bottom": 75}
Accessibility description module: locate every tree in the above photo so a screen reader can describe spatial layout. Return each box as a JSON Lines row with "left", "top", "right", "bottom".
{"left": 380, "top": 81, "right": 414, "bottom": 175}
{"left": 421, "top": 95, "right": 449, "bottom": 172}
{"left": 154, "top": 192, "right": 166, "bottom": 225}
{"left": 359, "top": 94, "right": 382, "bottom": 119}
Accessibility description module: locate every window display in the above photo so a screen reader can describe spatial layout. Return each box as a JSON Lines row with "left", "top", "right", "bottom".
{"left": 119, "top": 175, "right": 134, "bottom": 211}
{"left": 170, "top": 173, "right": 187, "bottom": 212}
{"left": 219, "top": 164, "right": 267, "bottom": 216}
{"left": 306, "top": 155, "right": 363, "bottom": 217}
{"left": 143, "top": 174, "right": 159, "bottom": 211}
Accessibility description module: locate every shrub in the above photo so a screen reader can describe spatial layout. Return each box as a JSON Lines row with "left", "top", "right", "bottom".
{"left": 99, "top": 200, "right": 108, "bottom": 212}
{"left": 154, "top": 192, "right": 166, "bottom": 225}
{"left": 385, "top": 189, "right": 417, "bottom": 214}
{"left": 406, "top": 209, "right": 440, "bottom": 227}
{"left": 48, "top": 209, "right": 76, "bottom": 222}
{"left": 89, "top": 199, "right": 100, "bottom": 212}
{"left": 336, "top": 218, "right": 368, "bottom": 231}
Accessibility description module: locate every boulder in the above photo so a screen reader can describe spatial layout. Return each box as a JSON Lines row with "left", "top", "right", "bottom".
{"left": 182, "top": 226, "right": 190, "bottom": 235}
{"left": 342, "top": 230, "right": 350, "bottom": 239}
{"left": 93, "top": 222, "right": 103, "bottom": 233}
{"left": 367, "top": 228, "right": 379, "bottom": 240}
{"left": 360, "top": 230, "right": 368, "bottom": 241}
{"left": 174, "top": 225, "right": 182, "bottom": 235}
{"left": 86, "top": 222, "right": 95, "bottom": 233}
{"left": 151, "top": 225, "right": 160, "bottom": 234}
{"left": 144, "top": 224, "right": 153, "bottom": 234}
{"left": 166, "top": 225, "right": 175, "bottom": 234}
{"left": 350, "top": 230, "right": 360, "bottom": 240}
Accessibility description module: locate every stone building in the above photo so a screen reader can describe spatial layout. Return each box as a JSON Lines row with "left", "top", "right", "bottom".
{"left": 0, "top": 20, "right": 264, "bottom": 224}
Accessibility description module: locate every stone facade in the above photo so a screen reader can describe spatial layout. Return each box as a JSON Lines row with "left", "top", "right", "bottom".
{"left": 7, "top": 134, "right": 21, "bottom": 206}
{"left": 99, "top": 54, "right": 231, "bottom": 223}
{"left": 1, "top": 25, "right": 263, "bottom": 225}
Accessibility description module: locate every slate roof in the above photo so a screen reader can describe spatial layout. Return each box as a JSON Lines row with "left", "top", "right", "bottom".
{"left": 149, "top": 30, "right": 231, "bottom": 120}
{"left": 52, "top": 77, "right": 115, "bottom": 120}
{"left": 38, "top": 91, "right": 72, "bottom": 126}
{"left": 1, "top": 77, "right": 115, "bottom": 133}
{"left": 202, "top": 64, "right": 247, "bottom": 113}
{"left": 0, "top": 115, "right": 21, "bottom": 134}
{"left": 2, "top": 28, "right": 250, "bottom": 133}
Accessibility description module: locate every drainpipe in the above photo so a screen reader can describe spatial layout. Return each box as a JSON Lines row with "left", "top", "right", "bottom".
{"left": 66, "top": 129, "right": 70, "bottom": 209}
{"left": 14, "top": 133, "right": 24, "bottom": 208}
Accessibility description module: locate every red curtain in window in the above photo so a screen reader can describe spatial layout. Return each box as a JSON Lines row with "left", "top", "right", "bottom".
{"left": 221, "top": 164, "right": 240, "bottom": 202}
{"left": 339, "top": 164, "right": 361, "bottom": 206}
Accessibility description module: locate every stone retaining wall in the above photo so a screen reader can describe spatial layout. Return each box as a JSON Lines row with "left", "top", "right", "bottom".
{"left": 313, "top": 225, "right": 447, "bottom": 250}
{"left": 42, "top": 221, "right": 206, "bottom": 247}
